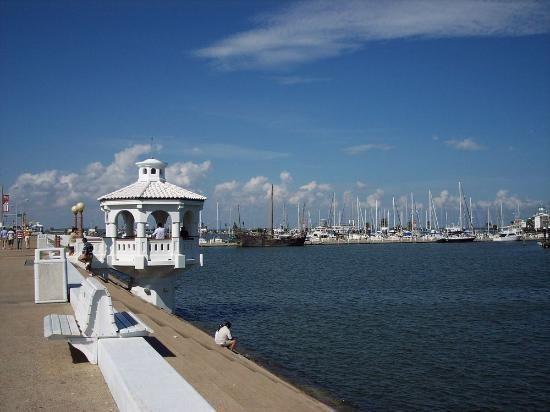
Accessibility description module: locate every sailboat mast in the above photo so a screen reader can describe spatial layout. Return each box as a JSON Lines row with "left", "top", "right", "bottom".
{"left": 375, "top": 199, "right": 378, "bottom": 232}
{"left": 298, "top": 203, "right": 300, "bottom": 231}
{"left": 487, "top": 207, "right": 490, "bottom": 235}
{"left": 392, "top": 196, "right": 396, "bottom": 229}
{"left": 411, "top": 193, "right": 414, "bottom": 232}
{"left": 459, "top": 182, "right": 463, "bottom": 230}
{"left": 271, "top": 184, "right": 274, "bottom": 235}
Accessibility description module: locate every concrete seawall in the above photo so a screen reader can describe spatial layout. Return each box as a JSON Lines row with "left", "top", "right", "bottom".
{"left": 0, "top": 240, "right": 332, "bottom": 411}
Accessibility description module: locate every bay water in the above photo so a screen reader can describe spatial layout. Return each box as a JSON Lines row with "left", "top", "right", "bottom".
{"left": 175, "top": 241, "right": 550, "bottom": 410}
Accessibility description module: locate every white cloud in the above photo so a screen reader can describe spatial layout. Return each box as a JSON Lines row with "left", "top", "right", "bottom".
{"left": 167, "top": 160, "right": 211, "bottom": 187}
{"left": 214, "top": 180, "right": 239, "bottom": 194}
{"left": 194, "top": 0, "right": 550, "bottom": 70}
{"left": 366, "top": 188, "right": 384, "bottom": 208}
{"left": 343, "top": 143, "right": 393, "bottom": 155}
{"left": 356, "top": 181, "right": 367, "bottom": 189}
{"left": 243, "top": 176, "right": 270, "bottom": 193}
{"left": 445, "top": 138, "right": 484, "bottom": 151}
{"left": 10, "top": 144, "right": 211, "bottom": 218}
{"left": 280, "top": 171, "right": 292, "bottom": 183}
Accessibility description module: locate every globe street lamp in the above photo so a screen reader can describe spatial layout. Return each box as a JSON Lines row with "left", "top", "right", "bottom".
{"left": 75, "top": 202, "right": 85, "bottom": 237}
{"left": 71, "top": 205, "right": 78, "bottom": 231}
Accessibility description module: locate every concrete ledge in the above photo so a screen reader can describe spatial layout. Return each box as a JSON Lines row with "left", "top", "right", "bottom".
{"left": 98, "top": 337, "right": 214, "bottom": 412}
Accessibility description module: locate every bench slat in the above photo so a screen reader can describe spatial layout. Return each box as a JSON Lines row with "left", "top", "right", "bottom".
{"left": 59, "top": 315, "right": 72, "bottom": 335}
{"left": 67, "top": 314, "right": 80, "bottom": 335}
{"left": 51, "top": 314, "right": 62, "bottom": 336}
{"left": 44, "top": 314, "right": 81, "bottom": 339}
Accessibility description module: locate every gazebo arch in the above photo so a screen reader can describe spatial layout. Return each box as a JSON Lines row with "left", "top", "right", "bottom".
{"left": 147, "top": 210, "right": 171, "bottom": 238}
{"left": 115, "top": 210, "right": 136, "bottom": 238}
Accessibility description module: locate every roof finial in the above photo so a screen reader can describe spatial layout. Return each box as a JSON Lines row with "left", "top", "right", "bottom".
{"left": 150, "top": 136, "right": 154, "bottom": 159}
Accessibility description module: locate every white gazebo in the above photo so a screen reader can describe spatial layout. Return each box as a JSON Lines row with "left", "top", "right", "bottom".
{"left": 94, "top": 158, "right": 206, "bottom": 311}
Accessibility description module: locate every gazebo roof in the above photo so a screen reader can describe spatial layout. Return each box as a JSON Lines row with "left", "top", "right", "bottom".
{"left": 98, "top": 180, "right": 206, "bottom": 201}
{"left": 98, "top": 157, "right": 207, "bottom": 201}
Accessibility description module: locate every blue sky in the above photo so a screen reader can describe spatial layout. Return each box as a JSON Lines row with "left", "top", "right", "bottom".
{"left": 1, "top": 0, "right": 549, "bottom": 229}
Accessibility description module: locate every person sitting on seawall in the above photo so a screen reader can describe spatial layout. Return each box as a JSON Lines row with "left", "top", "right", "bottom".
{"left": 214, "top": 321, "right": 237, "bottom": 351}
{"left": 78, "top": 237, "right": 94, "bottom": 271}
{"left": 152, "top": 223, "right": 165, "bottom": 239}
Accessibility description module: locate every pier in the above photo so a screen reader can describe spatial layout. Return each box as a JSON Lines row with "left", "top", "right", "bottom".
{"left": 0, "top": 240, "right": 331, "bottom": 411}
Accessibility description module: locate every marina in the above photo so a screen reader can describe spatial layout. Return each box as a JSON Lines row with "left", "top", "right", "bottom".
{"left": 2, "top": 1, "right": 549, "bottom": 410}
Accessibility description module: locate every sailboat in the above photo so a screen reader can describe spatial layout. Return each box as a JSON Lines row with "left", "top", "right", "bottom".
{"left": 234, "top": 184, "right": 306, "bottom": 247}
{"left": 437, "top": 182, "right": 476, "bottom": 243}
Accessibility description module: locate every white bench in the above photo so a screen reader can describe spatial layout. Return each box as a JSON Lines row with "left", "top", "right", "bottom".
{"left": 99, "top": 338, "right": 215, "bottom": 412}
{"left": 44, "top": 276, "right": 152, "bottom": 364}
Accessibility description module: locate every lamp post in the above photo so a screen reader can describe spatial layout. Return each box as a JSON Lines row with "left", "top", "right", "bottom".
{"left": 71, "top": 205, "right": 78, "bottom": 231}
{"left": 74, "top": 202, "right": 85, "bottom": 237}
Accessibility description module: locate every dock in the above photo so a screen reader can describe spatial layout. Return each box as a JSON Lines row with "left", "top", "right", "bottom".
{"left": 0, "top": 241, "right": 331, "bottom": 411}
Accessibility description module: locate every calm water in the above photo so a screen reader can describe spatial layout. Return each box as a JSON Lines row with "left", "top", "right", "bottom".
{"left": 175, "top": 242, "right": 550, "bottom": 410}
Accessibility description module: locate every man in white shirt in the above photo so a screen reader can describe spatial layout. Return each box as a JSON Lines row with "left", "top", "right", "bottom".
{"left": 214, "top": 321, "right": 237, "bottom": 351}
{"left": 152, "top": 223, "right": 166, "bottom": 239}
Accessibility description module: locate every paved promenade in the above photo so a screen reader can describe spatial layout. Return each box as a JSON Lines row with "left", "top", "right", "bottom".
{"left": 0, "top": 243, "right": 116, "bottom": 411}
{"left": 0, "top": 241, "right": 331, "bottom": 411}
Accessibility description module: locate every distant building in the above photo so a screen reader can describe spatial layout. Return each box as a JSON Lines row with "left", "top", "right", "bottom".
{"left": 533, "top": 207, "right": 549, "bottom": 231}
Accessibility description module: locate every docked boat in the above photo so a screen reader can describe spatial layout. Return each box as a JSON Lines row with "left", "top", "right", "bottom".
{"left": 493, "top": 226, "right": 523, "bottom": 242}
{"left": 234, "top": 228, "right": 306, "bottom": 247}
{"left": 437, "top": 225, "right": 476, "bottom": 243}
{"left": 234, "top": 184, "right": 306, "bottom": 247}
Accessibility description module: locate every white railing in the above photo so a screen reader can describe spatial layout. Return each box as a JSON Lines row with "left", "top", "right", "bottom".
{"left": 107, "top": 237, "right": 200, "bottom": 267}
{"left": 148, "top": 239, "right": 172, "bottom": 261}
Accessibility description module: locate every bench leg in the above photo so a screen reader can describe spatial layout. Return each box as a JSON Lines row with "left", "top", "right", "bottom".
{"left": 68, "top": 337, "right": 98, "bottom": 364}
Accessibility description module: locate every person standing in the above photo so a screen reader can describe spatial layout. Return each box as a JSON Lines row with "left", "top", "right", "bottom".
{"left": 214, "top": 321, "right": 237, "bottom": 351}
{"left": 16, "top": 227, "right": 24, "bottom": 249}
{"left": 0, "top": 227, "right": 7, "bottom": 249}
{"left": 24, "top": 226, "right": 32, "bottom": 249}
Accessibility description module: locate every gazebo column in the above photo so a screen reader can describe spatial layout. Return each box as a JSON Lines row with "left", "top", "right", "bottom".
{"left": 134, "top": 209, "right": 147, "bottom": 270}
{"left": 172, "top": 209, "right": 183, "bottom": 268}
{"left": 104, "top": 209, "right": 116, "bottom": 266}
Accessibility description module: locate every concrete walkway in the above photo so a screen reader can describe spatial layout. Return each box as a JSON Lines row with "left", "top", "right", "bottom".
{"left": 0, "top": 241, "right": 331, "bottom": 411}
{"left": 0, "top": 243, "right": 117, "bottom": 411}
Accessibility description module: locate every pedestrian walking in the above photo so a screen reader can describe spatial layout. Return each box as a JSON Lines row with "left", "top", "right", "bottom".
{"left": 16, "top": 227, "right": 24, "bottom": 249}
{"left": 7, "top": 227, "right": 15, "bottom": 249}
{"left": 0, "top": 227, "right": 7, "bottom": 249}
